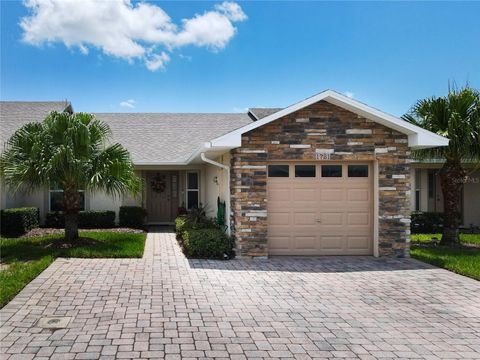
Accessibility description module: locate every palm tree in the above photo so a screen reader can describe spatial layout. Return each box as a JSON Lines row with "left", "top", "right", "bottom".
{"left": 0, "top": 111, "right": 141, "bottom": 242}
{"left": 404, "top": 86, "right": 480, "bottom": 244}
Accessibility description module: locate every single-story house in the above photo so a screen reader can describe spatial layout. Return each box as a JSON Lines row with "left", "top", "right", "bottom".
{"left": 1, "top": 90, "right": 455, "bottom": 257}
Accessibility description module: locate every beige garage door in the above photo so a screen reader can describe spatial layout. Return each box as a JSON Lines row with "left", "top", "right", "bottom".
{"left": 267, "top": 163, "right": 373, "bottom": 255}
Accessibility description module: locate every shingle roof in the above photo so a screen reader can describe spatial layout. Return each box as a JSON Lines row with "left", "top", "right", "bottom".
{"left": 0, "top": 102, "right": 253, "bottom": 164}
{"left": 248, "top": 108, "right": 283, "bottom": 120}
{"left": 0, "top": 101, "right": 70, "bottom": 146}
{"left": 93, "top": 113, "right": 253, "bottom": 164}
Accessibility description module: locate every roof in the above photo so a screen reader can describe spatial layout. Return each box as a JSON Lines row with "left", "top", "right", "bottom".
{"left": 0, "top": 101, "right": 71, "bottom": 146}
{"left": 248, "top": 108, "right": 283, "bottom": 120}
{"left": 92, "top": 113, "right": 252, "bottom": 164}
{"left": 209, "top": 90, "right": 450, "bottom": 150}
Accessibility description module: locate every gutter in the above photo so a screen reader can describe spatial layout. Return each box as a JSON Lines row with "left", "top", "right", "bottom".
{"left": 200, "top": 153, "right": 231, "bottom": 236}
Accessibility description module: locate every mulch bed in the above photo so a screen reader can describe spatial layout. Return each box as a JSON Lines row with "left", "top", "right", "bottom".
{"left": 43, "top": 237, "right": 101, "bottom": 249}
{"left": 23, "top": 227, "right": 145, "bottom": 238}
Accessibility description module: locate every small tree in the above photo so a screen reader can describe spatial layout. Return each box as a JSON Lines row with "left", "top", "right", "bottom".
{"left": 404, "top": 86, "right": 480, "bottom": 244}
{"left": 0, "top": 111, "right": 141, "bottom": 242}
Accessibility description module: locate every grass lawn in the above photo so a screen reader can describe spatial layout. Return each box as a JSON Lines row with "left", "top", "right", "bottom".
{"left": 411, "top": 246, "right": 480, "bottom": 280}
{"left": 411, "top": 233, "right": 480, "bottom": 245}
{"left": 0, "top": 231, "right": 146, "bottom": 308}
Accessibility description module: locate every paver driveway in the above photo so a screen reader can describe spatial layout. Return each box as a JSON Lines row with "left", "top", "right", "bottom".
{"left": 1, "top": 230, "right": 480, "bottom": 359}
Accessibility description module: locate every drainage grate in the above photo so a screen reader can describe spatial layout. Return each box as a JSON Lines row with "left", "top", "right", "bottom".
{"left": 36, "top": 316, "right": 72, "bottom": 329}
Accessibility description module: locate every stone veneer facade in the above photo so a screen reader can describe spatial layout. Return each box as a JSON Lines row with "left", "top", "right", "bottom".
{"left": 230, "top": 100, "right": 411, "bottom": 258}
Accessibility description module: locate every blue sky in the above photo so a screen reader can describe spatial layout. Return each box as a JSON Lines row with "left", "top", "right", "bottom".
{"left": 1, "top": 1, "right": 479, "bottom": 116}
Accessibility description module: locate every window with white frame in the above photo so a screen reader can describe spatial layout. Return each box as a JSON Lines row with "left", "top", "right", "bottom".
{"left": 186, "top": 172, "right": 199, "bottom": 209}
{"left": 49, "top": 186, "right": 86, "bottom": 212}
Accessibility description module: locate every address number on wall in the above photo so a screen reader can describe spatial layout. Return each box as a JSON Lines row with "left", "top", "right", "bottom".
{"left": 315, "top": 153, "right": 331, "bottom": 160}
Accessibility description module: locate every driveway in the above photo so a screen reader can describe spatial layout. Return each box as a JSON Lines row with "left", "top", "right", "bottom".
{"left": 1, "top": 230, "right": 479, "bottom": 359}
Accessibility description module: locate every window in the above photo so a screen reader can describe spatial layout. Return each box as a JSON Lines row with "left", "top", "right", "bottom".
{"left": 348, "top": 165, "right": 368, "bottom": 177}
{"left": 295, "top": 165, "right": 316, "bottom": 177}
{"left": 321, "top": 165, "right": 342, "bottom": 177}
{"left": 49, "top": 188, "right": 85, "bottom": 212}
{"left": 268, "top": 165, "right": 289, "bottom": 177}
{"left": 187, "top": 172, "right": 199, "bottom": 209}
{"left": 428, "top": 171, "right": 435, "bottom": 199}
{"left": 415, "top": 169, "right": 421, "bottom": 211}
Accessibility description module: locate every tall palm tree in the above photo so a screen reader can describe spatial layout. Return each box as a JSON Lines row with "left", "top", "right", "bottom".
{"left": 0, "top": 111, "right": 141, "bottom": 242}
{"left": 404, "top": 86, "right": 480, "bottom": 244}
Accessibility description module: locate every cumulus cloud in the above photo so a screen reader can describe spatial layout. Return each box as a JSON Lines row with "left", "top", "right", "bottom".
{"left": 20, "top": 0, "right": 247, "bottom": 71}
{"left": 120, "top": 99, "right": 136, "bottom": 109}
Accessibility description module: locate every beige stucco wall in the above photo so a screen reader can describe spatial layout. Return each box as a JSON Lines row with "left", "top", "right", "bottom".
{"left": 464, "top": 171, "right": 480, "bottom": 226}
{"left": 204, "top": 154, "right": 231, "bottom": 219}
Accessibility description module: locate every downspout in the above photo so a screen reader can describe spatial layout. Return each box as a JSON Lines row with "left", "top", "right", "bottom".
{"left": 200, "top": 153, "right": 231, "bottom": 236}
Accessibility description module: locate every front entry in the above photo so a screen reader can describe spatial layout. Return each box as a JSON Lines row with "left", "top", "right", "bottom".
{"left": 146, "top": 171, "right": 179, "bottom": 224}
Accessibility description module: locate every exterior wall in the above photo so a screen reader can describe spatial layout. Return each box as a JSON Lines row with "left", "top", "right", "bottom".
{"left": 230, "top": 100, "right": 411, "bottom": 257}
{"left": 89, "top": 192, "right": 123, "bottom": 222}
{"left": 204, "top": 154, "right": 231, "bottom": 219}
{"left": 464, "top": 171, "right": 480, "bottom": 226}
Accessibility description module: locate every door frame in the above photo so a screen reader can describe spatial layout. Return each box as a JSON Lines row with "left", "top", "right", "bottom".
{"left": 145, "top": 171, "right": 180, "bottom": 225}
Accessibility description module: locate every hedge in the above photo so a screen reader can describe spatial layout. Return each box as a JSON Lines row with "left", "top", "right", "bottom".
{"left": 183, "top": 228, "right": 234, "bottom": 260}
{"left": 45, "top": 210, "right": 116, "bottom": 229}
{"left": 119, "top": 206, "right": 147, "bottom": 229}
{"left": 411, "top": 212, "right": 444, "bottom": 234}
{"left": 1, "top": 207, "right": 39, "bottom": 235}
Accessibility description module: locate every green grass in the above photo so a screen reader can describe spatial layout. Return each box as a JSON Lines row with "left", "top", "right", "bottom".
{"left": 411, "top": 233, "right": 480, "bottom": 245}
{"left": 0, "top": 231, "right": 146, "bottom": 307}
{"left": 411, "top": 246, "right": 480, "bottom": 280}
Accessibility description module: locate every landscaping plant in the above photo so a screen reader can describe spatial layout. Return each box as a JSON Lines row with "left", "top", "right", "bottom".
{"left": 0, "top": 111, "right": 141, "bottom": 243}
{"left": 404, "top": 86, "right": 480, "bottom": 245}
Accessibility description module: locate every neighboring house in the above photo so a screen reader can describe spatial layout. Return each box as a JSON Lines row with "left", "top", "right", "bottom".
{"left": 0, "top": 90, "right": 450, "bottom": 257}
{"left": 410, "top": 161, "right": 480, "bottom": 228}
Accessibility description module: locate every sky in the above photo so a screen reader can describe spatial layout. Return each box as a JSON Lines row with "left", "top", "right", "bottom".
{"left": 1, "top": 1, "right": 479, "bottom": 116}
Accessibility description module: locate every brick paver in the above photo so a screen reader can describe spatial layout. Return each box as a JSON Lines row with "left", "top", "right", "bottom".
{"left": 1, "top": 229, "right": 479, "bottom": 359}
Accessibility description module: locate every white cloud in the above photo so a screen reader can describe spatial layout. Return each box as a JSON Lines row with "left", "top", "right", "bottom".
{"left": 344, "top": 91, "right": 354, "bottom": 98}
{"left": 120, "top": 99, "right": 136, "bottom": 108}
{"left": 145, "top": 52, "right": 170, "bottom": 71}
{"left": 20, "top": 0, "right": 247, "bottom": 71}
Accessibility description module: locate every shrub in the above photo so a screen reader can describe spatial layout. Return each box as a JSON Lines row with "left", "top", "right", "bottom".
{"left": 45, "top": 212, "right": 64, "bottom": 228}
{"left": 45, "top": 210, "right": 116, "bottom": 229}
{"left": 175, "top": 216, "right": 188, "bottom": 236}
{"left": 0, "top": 207, "right": 39, "bottom": 235}
{"left": 119, "top": 206, "right": 147, "bottom": 229}
{"left": 183, "top": 228, "right": 234, "bottom": 259}
{"left": 411, "top": 212, "right": 444, "bottom": 234}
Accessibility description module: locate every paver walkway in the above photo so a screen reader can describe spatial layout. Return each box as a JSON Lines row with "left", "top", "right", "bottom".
{"left": 1, "top": 229, "right": 480, "bottom": 359}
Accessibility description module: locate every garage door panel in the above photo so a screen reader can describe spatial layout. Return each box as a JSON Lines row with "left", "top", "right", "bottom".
{"left": 269, "top": 236, "right": 290, "bottom": 250}
{"left": 320, "top": 236, "right": 344, "bottom": 250}
{"left": 347, "top": 189, "right": 370, "bottom": 201}
{"left": 268, "top": 188, "right": 291, "bottom": 201}
{"left": 294, "top": 213, "right": 316, "bottom": 225}
{"left": 347, "top": 236, "right": 371, "bottom": 250}
{"left": 320, "top": 189, "right": 344, "bottom": 201}
{"left": 321, "top": 212, "right": 344, "bottom": 225}
{"left": 268, "top": 162, "right": 373, "bottom": 256}
{"left": 269, "top": 212, "right": 291, "bottom": 225}
{"left": 347, "top": 213, "right": 369, "bottom": 225}
{"left": 293, "top": 236, "right": 316, "bottom": 250}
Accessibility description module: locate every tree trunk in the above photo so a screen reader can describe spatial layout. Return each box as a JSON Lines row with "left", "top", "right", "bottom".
{"left": 439, "top": 160, "right": 465, "bottom": 245}
{"left": 63, "top": 185, "right": 80, "bottom": 243}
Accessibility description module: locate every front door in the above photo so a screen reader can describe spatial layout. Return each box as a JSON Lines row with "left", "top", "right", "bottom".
{"left": 147, "top": 171, "right": 179, "bottom": 223}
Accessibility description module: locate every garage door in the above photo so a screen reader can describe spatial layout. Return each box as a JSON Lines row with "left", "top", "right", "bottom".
{"left": 267, "top": 163, "right": 373, "bottom": 255}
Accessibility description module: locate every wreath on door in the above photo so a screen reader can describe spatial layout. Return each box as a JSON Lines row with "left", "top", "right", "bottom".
{"left": 150, "top": 174, "right": 166, "bottom": 193}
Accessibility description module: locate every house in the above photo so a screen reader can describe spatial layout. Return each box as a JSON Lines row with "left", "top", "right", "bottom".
{"left": 410, "top": 160, "right": 480, "bottom": 228}
{"left": 1, "top": 90, "right": 451, "bottom": 257}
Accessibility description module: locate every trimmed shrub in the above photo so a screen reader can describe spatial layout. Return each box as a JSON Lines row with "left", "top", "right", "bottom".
{"left": 119, "top": 206, "right": 147, "bottom": 229}
{"left": 45, "top": 212, "right": 64, "bottom": 228}
{"left": 45, "top": 210, "right": 116, "bottom": 229}
{"left": 175, "top": 216, "right": 188, "bottom": 236}
{"left": 411, "top": 212, "right": 444, "bottom": 234}
{"left": 1, "top": 207, "right": 39, "bottom": 235}
{"left": 183, "top": 228, "right": 234, "bottom": 260}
